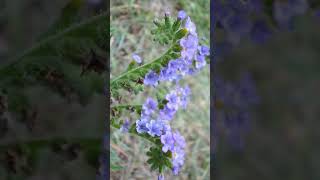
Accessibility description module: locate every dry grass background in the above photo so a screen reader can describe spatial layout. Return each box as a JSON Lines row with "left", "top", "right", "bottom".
{"left": 110, "top": 0, "right": 210, "bottom": 179}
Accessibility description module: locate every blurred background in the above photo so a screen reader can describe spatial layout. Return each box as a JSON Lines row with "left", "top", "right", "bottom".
{"left": 213, "top": 0, "right": 320, "bottom": 179}
{"left": 0, "top": 0, "right": 107, "bottom": 179}
{"left": 110, "top": 0, "right": 210, "bottom": 179}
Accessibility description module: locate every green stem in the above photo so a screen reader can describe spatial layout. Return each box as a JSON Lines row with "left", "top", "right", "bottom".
{"left": 110, "top": 46, "right": 173, "bottom": 86}
{"left": 111, "top": 104, "right": 142, "bottom": 110}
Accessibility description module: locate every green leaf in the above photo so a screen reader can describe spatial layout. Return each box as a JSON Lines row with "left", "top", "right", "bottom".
{"left": 174, "top": 28, "right": 188, "bottom": 40}
{"left": 172, "top": 19, "right": 182, "bottom": 32}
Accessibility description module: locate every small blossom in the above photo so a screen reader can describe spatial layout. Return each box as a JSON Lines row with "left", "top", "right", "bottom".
{"left": 159, "top": 67, "right": 178, "bottom": 82}
{"left": 195, "top": 54, "right": 206, "bottom": 69}
{"left": 173, "top": 131, "right": 186, "bottom": 148}
{"left": 180, "top": 34, "right": 198, "bottom": 61}
{"left": 177, "top": 10, "right": 187, "bottom": 20}
{"left": 161, "top": 131, "right": 175, "bottom": 152}
{"left": 198, "top": 45, "right": 210, "bottom": 56}
{"left": 144, "top": 70, "right": 159, "bottom": 86}
{"left": 136, "top": 118, "right": 149, "bottom": 134}
{"left": 132, "top": 53, "right": 142, "bottom": 64}
{"left": 171, "top": 146, "right": 185, "bottom": 175}
{"left": 146, "top": 120, "right": 163, "bottom": 137}
{"left": 166, "top": 92, "right": 180, "bottom": 110}
{"left": 142, "top": 97, "right": 158, "bottom": 115}
{"left": 159, "top": 105, "right": 177, "bottom": 121}
{"left": 185, "top": 17, "right": 197, "bottom": 36}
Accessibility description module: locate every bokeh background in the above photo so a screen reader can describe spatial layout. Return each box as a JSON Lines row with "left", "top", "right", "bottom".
{"left": 0, "top": 0, "right": 107, "bottom": 179}
{"left": 213, "top": 0, "right": 320, "bottom": 179}
{"left": 110, "top": 0, "right": 210, "bottom": 179}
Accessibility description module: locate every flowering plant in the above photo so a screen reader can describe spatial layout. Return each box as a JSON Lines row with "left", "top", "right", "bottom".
{"left": 110, "top": 10, "right": 209, "bottom": 179}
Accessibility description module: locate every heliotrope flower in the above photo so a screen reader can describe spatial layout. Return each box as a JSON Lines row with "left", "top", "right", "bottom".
{"left": 166, "top": 92, "right": 180, "bottom": 110}
{"left": 180, "top": 34, "right": 198, "bottom": 62}
{"left": 144, "top": 70, "right": 159, "bottom": 86}
{"left": 185, "top": 17, "right": 197, "bottom": 36}
{"left": 198, "top": 45, "right": 210, "bottom": 56}
{"left": 173, "top": 131, "right": 186, "bottom": 148}
{"left": 136, "top": 118, "right": 149, "bottom": 134}
{"left": 171, "top": 146, "right": 185, "bottom": 175}
{"left": 132, "top": 53, "right": 142, "bottom": 64}
{"left": 142, "top": 97, "right": 158, "bottom": 116}
{"left": 195, "top": 54, "right": 206, "bottom": 69}
{"left": 177, "top": 10, "right": 187, "bottom": 20}
{"left": 146, "top": 120, "right": 163, "bottom": 137}
{"left": 159, "top": 105, "right": 177, "bottom": 121}
{"left": 161, "top": 131, "right": 175, "bottom": 152}
{"left": 159, "top": 66, "right": 179, "bottom": 82}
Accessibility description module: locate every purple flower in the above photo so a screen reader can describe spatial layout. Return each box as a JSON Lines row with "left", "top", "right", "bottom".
{"left": 146, "top": 120, "right": 163, "bottom": 137}
{"left": 195, "top": 54, "right": 206, "bottom": 69}
{"left": 177, "top": 10, "right": 187, "bottom": 20}
{"left": 185, "top": 17, "right": 197, "bottom": 36}
{"left": 120, "top": 119, "right": 130, "bottom": 133}
{"left": 142, "top": 97, "right": 158, "bottom": 115}
{"left": 161, "top": 131, "right": 175, "bottom": 152}
{"left": 166, "top": 92, "right": 180, "bottom": 110}
{"left": 173, "top": 131, "right": 186, "bottom": 148}
{"left": 144, "top": 70, "right": 159, "bottom": 86}
{"left": 159, "top": 105, "right": 177, "bottom": 121}
{"left": 180, "top": 34, "right": 198, "bottom": 61}
{"left": 159, "top": 67, "right": 176, "bottom": 82}
{"left": 198, "top": 45, "right": 210, "bottom": 56}
{"left": 176, "top": 86, "right": 191, "bottom": 109}
{"left": 136, "top": 118, "right": 149, "bottom": 134}
{"left": 171, "top": 146, "right": 185, "bottom": 175}
{"left": 132, "top": 53, "right": 142, "bottom": 64}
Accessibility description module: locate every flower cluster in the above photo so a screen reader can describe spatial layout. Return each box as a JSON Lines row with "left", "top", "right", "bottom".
{"left": 213, "top": 0, "right": 313, "bottom": 151}
{"left": 135, "top": 85, "right": 190, "bottom": 174}
{"left": 129, "top": 10, "right": 209, "bottom": 178}
{"left": 144, "top": 11, "right": 209, "bottom": 87}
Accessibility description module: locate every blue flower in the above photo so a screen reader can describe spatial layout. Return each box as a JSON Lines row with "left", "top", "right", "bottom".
{"left": 180, "top": 34, "right": 198, "bottom": 62}
{"left": 136, "top": 118, "right": 149, "bottom": 134}
{"left": 159, "top": 105, "right": 177, "bottom": 121}
{"left": 161, "top": 131, "right": 175, "bottom": 152}
{"left": 173, "top": 131, "right": 186, "bottom": 148}
{"left": 195, "top": 54, "right": 206, "bottom": 69}
{"left": 132, "top": 53, "right": 142, "bottom": 64}
{"left": 166, "top": 92, "right": 180, "bottom": 110}
{"left": 198, "top": 45, "right": 210, "bottom": 56}
{"left": 142, "top": 97, "right": 158, "bottom": 116}
{"left": 120, "top": 119, "right": 130, "bottom": 133}
{"left": 146, "top": 120, "right": 163, "bottom": 137}
{"left": 159, "top": 66, "right": 179, "bottom": 82}
{"left": 176, "top": 86, "right": 191, "bottom": 109}
{"left": 171, "top": 146, "right": 185, "bottom": 175}
{"left": 177, "top": 10, "right": 187, "bottom": 20}
{"left": 185, "top": 17, "right": 197, "bottom": 36}
{"left": 144, "top": 70, "right": 159, "bottom": 86}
